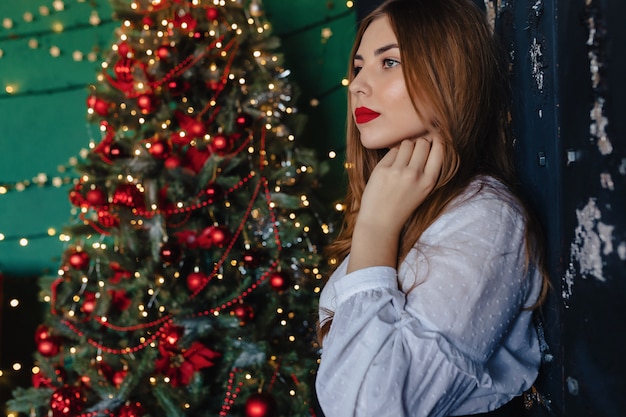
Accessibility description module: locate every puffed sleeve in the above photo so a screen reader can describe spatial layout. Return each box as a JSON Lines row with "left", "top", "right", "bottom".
{"left": 315, "top": 187, "right": 541, "bottom": 417}
{"left": 316, "top": 267, "right": 490, "bottom": 417}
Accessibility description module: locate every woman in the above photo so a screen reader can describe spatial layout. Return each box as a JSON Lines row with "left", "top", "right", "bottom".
{"left": 315, "top": 0, "right": 549, "bottom": 416}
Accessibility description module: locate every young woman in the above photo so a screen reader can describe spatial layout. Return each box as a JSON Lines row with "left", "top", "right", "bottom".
{"left": 315, "top": 0, "right": 549, "bottom": 416}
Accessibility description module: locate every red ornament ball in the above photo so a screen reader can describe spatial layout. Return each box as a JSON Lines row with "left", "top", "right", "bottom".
{"left": 107, "top": 142, "right": 127, "bottom": 159}
{"left": 235, "top": 112, "right": 253, "bottom": 129}
{"left": 209, "top": 134, "right": 231, "bottom": 154}
{"left": 205, "top": 182, "right": 223, "bottom": 203}
{"left": 81, "top": 292, "right": 97, "bottom": 314}
{"left": 38, "top": 338, "right": 60, "bottom": 357}
{"left": 206, "top": 7, "right": 219, "bottom": 20}
{"left": 148, "top": 139, "right": 170, "bottom": 159}
{"left": 156, "top": 46, "right": 170, "bottom": 60}
{"left": 187, "top": 119, "right": 206, "bottom": 138}
{"left": 85, "top": 188, "right": 107, "bottom": 206}
{"left": 162, "top": 325, "right": 184, "bottom": 347}
{"left": 118, "top": 402, "right": 145, "bottom": 417}
{"left": 209, "top": 225, "right": 230, "bottom": 247}
{"left": 50, "top": 386, "right": 86, "bottom": 417}
{"left": 68, "top": 250, "right": 90, "bottom": 270}
{"left": 269, "top": 271, "right": 290, "bottom": 292}
{"left": 112, "top": 369, "right": 127, "bottom": 388}
{"left": 233, "top": 303, "right": 255, "bottom": 325}
{"left": 87, "top": 96, "right": 110, "bottom": 116}
{"left": 186, "top": 272, "right": 207, "bottom": 292}
{"left": 136, "top": 93, "right": 157, "bottom": 114}
{"left": 242, "top": 250, "right": 264, "bottom": 268}
{"left": 244, "top": 392, "right": 277, "bottom": 417}
{"left": 164, "top": 156, "right": 181, "bottom": 169}
{"left": 117, "top": 41, "right": 132, "bottom": 57}
{"left": 34, "top": 325, "right": 50, "bottom": 343}
{"left": 160, "top": 242, "right": 181, "bottom": 264}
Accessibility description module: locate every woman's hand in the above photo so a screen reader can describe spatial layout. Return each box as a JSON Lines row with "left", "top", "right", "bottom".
{"left": 347, "top": 137, "right": 443, "bottom": 273}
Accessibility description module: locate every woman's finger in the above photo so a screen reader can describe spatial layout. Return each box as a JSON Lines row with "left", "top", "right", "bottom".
{"left": 407, "top": 136, "right": 432, "bottom": 171}
{"left": 391, "top": 139, "right": 419, "bottom": 167}
{"left": 423, "top": 137, "right": 444, "bottom": 181}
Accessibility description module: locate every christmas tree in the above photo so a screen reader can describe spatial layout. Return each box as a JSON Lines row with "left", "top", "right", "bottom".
{"left": 9, "top": 0, "right": 333, "bottom": 416}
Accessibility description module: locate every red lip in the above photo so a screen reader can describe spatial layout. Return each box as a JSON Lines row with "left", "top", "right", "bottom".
{"left": 354, "top": 107, "right": 380, "bottom": 124}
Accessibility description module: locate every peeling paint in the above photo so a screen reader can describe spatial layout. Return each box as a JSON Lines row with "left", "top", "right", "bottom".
{"left": 590, "top": 97, "right": 613, "bottom": 155}
{"left": 529, "top": 37, "right": 544, "bottom": 91}
{"left": 585, "top": 0, "right": 613, "bottom": 155}
{"left": 600, "top": 172, "right": 614, "bottom": 190}
{"left": 618, "top": 242, "right": 626, "bottom": 261}
{"left": 564, "top": 198, "right": 611, "bottom": 302}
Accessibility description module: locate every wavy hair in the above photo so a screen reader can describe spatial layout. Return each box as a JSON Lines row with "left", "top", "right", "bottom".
{"left": 320, "top": 0, "right": 548, "bottom": 341}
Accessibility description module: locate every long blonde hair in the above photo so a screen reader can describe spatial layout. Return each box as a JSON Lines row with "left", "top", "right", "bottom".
{"left": 320, "top": 0, "right": 548, "bottom": 340}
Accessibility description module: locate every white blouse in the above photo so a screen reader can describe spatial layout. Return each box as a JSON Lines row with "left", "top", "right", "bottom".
{"left": 316, "top": 176, "right": 543, "bottom": 417}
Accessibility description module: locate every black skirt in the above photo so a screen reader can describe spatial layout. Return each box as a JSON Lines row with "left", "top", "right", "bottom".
{"left": 453, "top": 395, "right": 526, "bottom": 417}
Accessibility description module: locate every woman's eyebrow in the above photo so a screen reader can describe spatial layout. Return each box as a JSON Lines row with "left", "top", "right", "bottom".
{"left": 354, "top": 43, "right": 400, "bottom": 61}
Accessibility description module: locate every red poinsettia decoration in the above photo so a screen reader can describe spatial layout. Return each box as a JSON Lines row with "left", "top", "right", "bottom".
{"left": 109, "top": 262, "right": 132, "bottom": 284}
{"left": 108, "top": 289, "right": 132, "bottom": 311}
{"left": 154, "top": 341, "right": 220, "bottom": 386}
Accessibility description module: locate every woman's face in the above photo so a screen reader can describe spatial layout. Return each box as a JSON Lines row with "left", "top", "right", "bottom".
{"left": 350, "top": 16, "right": 429, "bottom": 150}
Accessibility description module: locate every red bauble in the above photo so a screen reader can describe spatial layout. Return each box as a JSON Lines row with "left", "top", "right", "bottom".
{"left": 34, "top": 325, "right": 50, "bottom": 343}
{"left": 87, "top": 96, "right": 110, "bottom": 116}
{"left": 242, "top": 250, "right": 264, "bottom": 268}
{"left": 187, "top": 119, "right": 206, "bottom": 138}
{"left": 148, "top": 139, "right": 170, "bottom": 159}
{"left": 209, "top": 225, "right": 230, "bottom": 247}
{"left": 235, "top": 112, "right": 253, "bottom": 129}
{"left": 160, "top": 242, "right": 181, "bottom": 264}
{"left": 164, "top": 156, "right": 181, "bottom": 169}
{"left": 186, "top": 272, "right": 207, "bottom": 292}
{"left": 50, "top": 386, "right": 86, "bottom": 417}
{"left": 197, "top": 225, "right": 230, "bottom": 248}
{"left": 209, "top": 134, "right": 231, "bottom": 154}
{"left": 68, "top": 250, "right": 90, "bottom": 270}
{"left": 136, "top": 93, "right": 157, "bottom": 114}
{"left": 81, "top": 292, "right": 97, "bottom": 314}
{"left": 117, "top": 41, "right": 132, "bottom": 57}
{"left": 269, "top": 271, "right": 291, "bottom": 292}
{"left": 118, "top": 402, "right": 145, "bottom": 417}
{"left": 157, "top": 46, "right": 170, "bottom": 60}
{"left": 162, "top": 325, "right": 184, "bottom": 347}
{"left": 173, "top": 13, "right": 197, "bottom": 32}
{"left": 112, "top": 369, "right": 127, "bottom": 388}
{"left": 206, "top": 7, "right": 219, "bottom": 20}
{"left": 244, "top": 392, "right": 277, "bottom": 417}
{"left": 85, "top": 188, "right": 107, "bottom": 206}
{"left": 38, "top": 338, "right": 60, "bottom": 357}
{"left": 205, "top": 182, "right": 223, "bottom": 203}
{"left": 107, "top": 142, "right": 127, "bottom": 159}
{"left": 233, "top": 303, "right": 255, "bottom": 325}
{"left": 167, "top": 79, "right": 190, "bottom": 95}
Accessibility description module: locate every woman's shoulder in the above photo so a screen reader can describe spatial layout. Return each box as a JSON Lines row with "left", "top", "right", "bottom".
{"left": 448, "top": 175, "right": 522, "bottom": 216}
{"left": 422, "top": 175, "right": 525, "bottom": 240}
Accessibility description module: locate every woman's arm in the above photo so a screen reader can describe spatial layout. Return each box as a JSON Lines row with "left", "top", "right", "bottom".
{"left": 347, "top": 137, "right": 443, "bottom": 273}
{"left": 316, "top": 191, "right": 541, "bottom": 417}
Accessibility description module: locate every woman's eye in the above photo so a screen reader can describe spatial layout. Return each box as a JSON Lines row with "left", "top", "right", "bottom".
{"left": 383, "top": 58, "right": 400, "bottom": 68}
{"left": 353, "top": 66, "right": 362, "bottom": 76}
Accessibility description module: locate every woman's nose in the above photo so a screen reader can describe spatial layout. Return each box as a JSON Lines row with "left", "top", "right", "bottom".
{"left": 349, "top": 70, "right": 370, "bottom": 96}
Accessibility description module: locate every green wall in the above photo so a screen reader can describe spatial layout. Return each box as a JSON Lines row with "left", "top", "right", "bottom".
{"left": 0, "top": 0, "right": 355, "bottom": 276}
